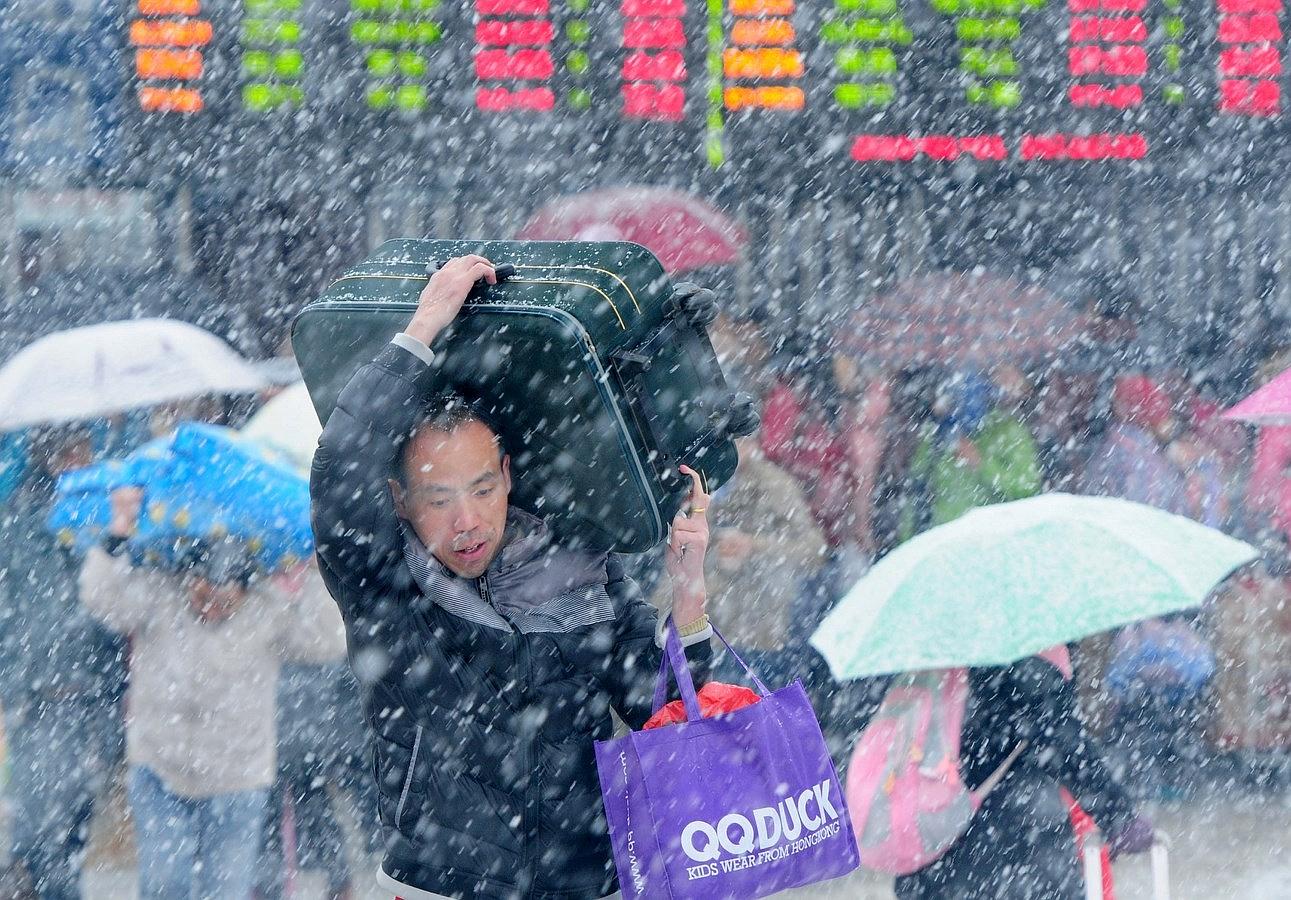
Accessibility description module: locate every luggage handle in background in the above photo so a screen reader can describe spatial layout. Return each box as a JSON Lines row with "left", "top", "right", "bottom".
{"left": 608, "top": 338, "right": 730, "bottom": 499}
{"left": 652, "top": 622, "right": 772, "bottom": 723}
{"left": 611, "top": 341, "right": 758, "bottom": 494}
{"left": 1083, "top": 831, "right": 1171, "bottom": 900}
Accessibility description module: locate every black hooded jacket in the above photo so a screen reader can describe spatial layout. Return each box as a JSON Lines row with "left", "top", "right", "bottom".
{"left": 895, "top": 658, "right": 1138, "bottom": 900}
{"left": 310, "top": 342, "right": 712, "bottom": 899}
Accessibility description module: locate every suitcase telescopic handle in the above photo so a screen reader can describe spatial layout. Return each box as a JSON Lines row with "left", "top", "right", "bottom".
{"left": 1082, "top": 830, "right": 1171, "bottom": 900}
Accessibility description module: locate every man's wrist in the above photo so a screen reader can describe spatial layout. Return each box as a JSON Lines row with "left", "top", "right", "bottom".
{"left": 656, "top": 608, "right": 714, "bottom": 649}
{"left": 403, "top": 313, "right": 447, "bottom": 348}
{"left": 672, "top": 591, "right": 706, "bottom": 628}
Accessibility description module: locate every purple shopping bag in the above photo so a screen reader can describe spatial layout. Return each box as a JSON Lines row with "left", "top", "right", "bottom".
{"left": 595, "top": 624, "right": 859, "bottom": 899}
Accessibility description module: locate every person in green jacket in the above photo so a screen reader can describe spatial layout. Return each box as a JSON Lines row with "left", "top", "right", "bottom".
{"left": 900, "top": 367, "right": 1042, "bottom": 541}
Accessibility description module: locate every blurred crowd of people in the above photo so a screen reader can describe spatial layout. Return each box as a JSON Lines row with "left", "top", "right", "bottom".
{"left": 629, "top": 296, "right": 1291, "bottom": 895}
{"left": 677, "top": 296, "right": 1291, "bottom": 787}
{"left": 0, "top": 391, "right": 379, "bottom": 900}
{"left": 0, "top": 282, "right": 1289, "bottom": 898}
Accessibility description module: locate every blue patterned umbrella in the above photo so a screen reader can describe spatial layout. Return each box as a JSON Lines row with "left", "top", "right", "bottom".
{"left": 49, "top": 424, "right": 311, "bottom": 571}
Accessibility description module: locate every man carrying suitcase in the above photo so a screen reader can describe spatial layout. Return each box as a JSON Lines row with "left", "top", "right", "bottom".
{"left": 310, "top": 255, "right": 716, "bottom": 900}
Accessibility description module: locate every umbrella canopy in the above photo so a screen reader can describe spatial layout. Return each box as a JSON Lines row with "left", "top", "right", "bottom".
{"left": 1223, "top": 367, "right": 1291, "bottom": 426}
{"left": 516, "top": 186, "right": 746, "bottom": 275}
{"left": 49, "top": 423, "right": 312, "bottom": 572}
{"left": 0, "top": 319, "right": 267, "bottom": 431}
{"left": 810, "top": 494, "right": 1256, "bottom": 679}
{"left": 840, "top": 273, "right": 1089, "bottom": 367}
{"left": 241, "top": 381, "right": 321, "bottom": 476}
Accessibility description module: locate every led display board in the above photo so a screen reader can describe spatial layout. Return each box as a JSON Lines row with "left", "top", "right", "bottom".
{"left": 105, "top": 0, "right": 1291, "bottom": 164}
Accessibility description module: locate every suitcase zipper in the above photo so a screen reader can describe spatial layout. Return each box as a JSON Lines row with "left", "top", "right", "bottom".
{"left": 506, "top": 277, "right": 627, "bottom": 329}
{"left": 333, "top": 261, "right": 644, "bottom": 312}
{"left": 511, "top": 264, "right": 642, "bottom": 312}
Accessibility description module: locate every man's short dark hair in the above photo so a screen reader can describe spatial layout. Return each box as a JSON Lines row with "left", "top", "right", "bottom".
{"left": 399, "top": 391, "right": 506, "bottom": 484}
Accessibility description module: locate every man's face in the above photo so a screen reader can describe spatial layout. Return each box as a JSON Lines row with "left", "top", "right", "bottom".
{"left": 391, "top": 420, "right": 511, "bottom": 579}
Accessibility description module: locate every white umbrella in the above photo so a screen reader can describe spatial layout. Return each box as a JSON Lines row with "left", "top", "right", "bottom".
{"left": 241, "top": 381, "right": 321, "bottom": 475}
{"left": 0, "top": 319, "right": 268, "bottom": 430}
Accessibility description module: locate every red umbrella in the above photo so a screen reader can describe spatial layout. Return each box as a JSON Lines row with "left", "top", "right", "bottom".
{"left": 517, "top": 186, "right": 746, "bottom": 275}
{"left": 840, "top": 273, "right": 1090, "bottom": 367}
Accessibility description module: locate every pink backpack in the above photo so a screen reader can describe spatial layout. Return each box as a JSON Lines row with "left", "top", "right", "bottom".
{"left": 844, "top": 668, "right": 1023, "bottom": 875}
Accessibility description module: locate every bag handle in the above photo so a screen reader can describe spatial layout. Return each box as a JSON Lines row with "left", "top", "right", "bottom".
{"left": 651, "top": 621, "right": 771, "bottom": 721}
{"left": 971, "top": 741, "right": 1027, "bottom": 806}
{"left": 427, "top": 260, "right": 517, "bottom": 289}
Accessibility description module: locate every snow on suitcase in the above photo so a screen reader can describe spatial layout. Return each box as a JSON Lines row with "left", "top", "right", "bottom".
{"left": 292, "top": 239, "right": 758, "bottom": 553}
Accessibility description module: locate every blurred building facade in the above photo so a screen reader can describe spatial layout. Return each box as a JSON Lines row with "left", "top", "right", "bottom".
{"left": 0, "top": 0, "right": 1289, "bottom": 382}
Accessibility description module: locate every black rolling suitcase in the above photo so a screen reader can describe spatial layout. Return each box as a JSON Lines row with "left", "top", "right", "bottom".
{"left": 292, "top": 239, "right": 758, "bottom": 553}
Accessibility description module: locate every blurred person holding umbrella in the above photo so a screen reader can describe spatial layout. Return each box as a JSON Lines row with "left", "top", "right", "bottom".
{"left": 310, "top": 255, "right": 715, "bottom": 900}
{"left": 0, "top": 424, "right": 128, "bottom": 900}
{"left": 79, "top": 488, "right": 344, "bottom": 900}
{"left": 898, "top": 371, "right": 1042, "bottom": 542}
{"left": 813, "top": 495, "right": 1254, "bottom": 898}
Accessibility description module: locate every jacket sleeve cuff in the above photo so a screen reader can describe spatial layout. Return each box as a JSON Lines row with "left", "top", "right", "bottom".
{"left": 391, "top": 333, "right": 436, "bottom": 367}
{"left": 655, "top": 612, "right": 715, "bottom": 649}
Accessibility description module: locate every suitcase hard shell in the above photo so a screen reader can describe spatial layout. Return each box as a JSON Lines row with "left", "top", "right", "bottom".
{"left": 292, "top": 239, "right": 756, "bottom": 553}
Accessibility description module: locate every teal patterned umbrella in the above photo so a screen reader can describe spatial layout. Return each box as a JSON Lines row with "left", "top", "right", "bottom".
{"left": 810, "top": 493, "right": 1257, "bottom": 679}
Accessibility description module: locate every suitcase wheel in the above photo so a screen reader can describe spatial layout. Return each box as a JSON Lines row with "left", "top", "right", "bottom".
{"left": 666, "top": 283, "right": 719, "bottom": 328}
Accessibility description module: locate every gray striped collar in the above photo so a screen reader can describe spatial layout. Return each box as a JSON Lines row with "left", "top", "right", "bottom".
{"left": 400, "top": 509, "right": 615, "bottom": 635}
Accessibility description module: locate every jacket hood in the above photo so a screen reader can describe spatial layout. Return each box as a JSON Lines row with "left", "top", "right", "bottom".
{"left": 400, "top": 507, "right": 611, "bottom": 632}
{"left": 486, "top": 508, "right": 610, "bottom": 610}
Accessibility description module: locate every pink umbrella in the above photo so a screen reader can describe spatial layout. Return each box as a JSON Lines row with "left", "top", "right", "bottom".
{"left": 1224, "top": 368, "right": 1291, "bottom": 425}
{"left": 517, "top": 186, "right": 746, "bottom": 275}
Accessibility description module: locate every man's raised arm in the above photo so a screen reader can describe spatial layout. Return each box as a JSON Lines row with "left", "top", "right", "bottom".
{"left": 309, "top": 255, "right": 497, "bottom": 609}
